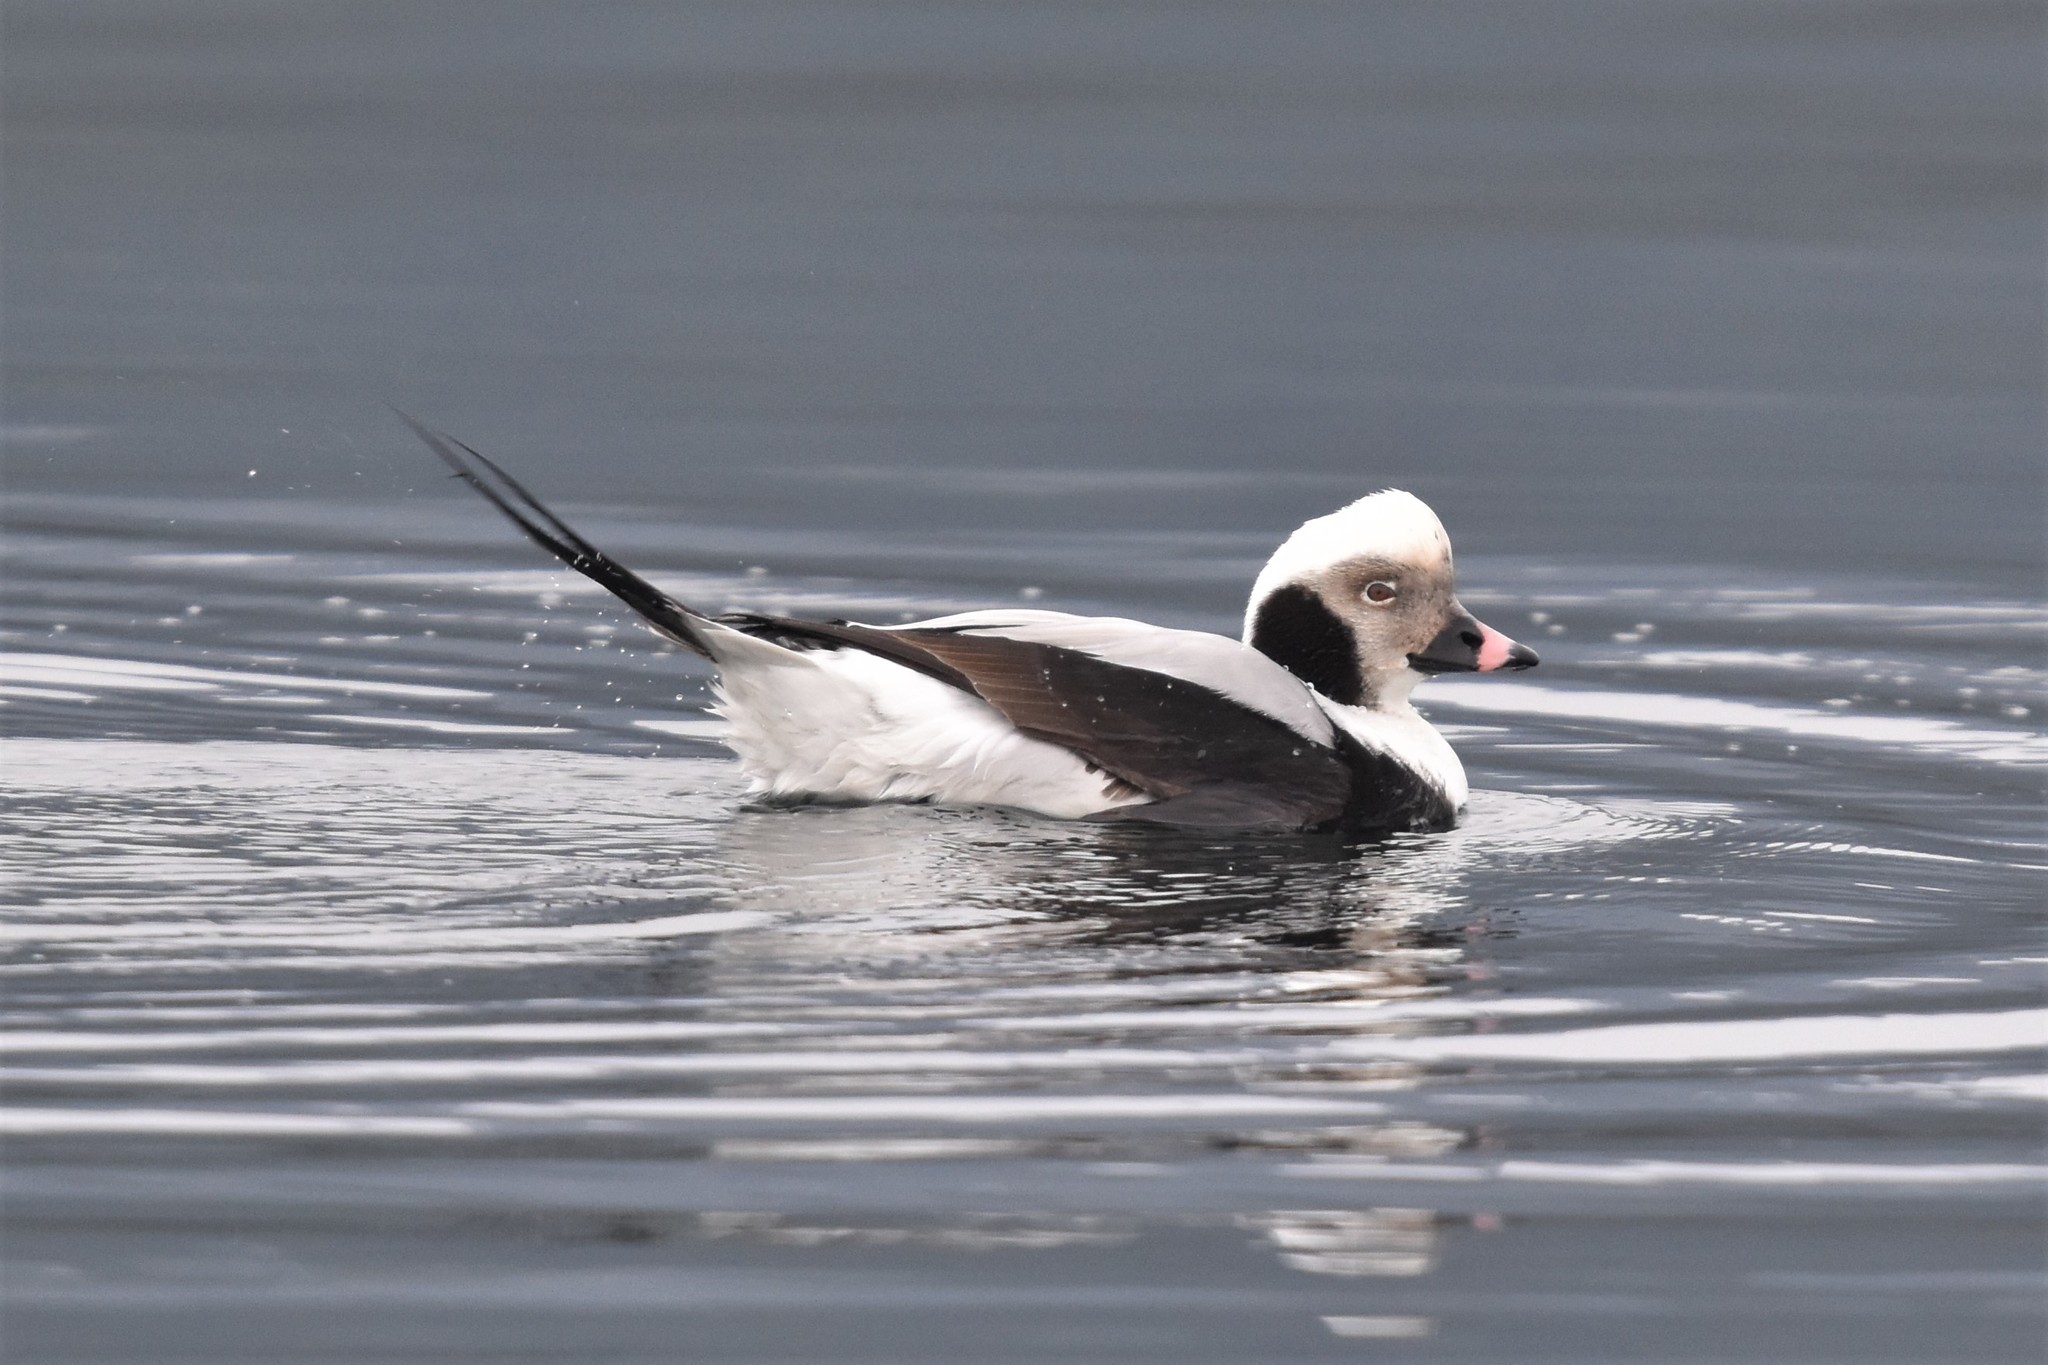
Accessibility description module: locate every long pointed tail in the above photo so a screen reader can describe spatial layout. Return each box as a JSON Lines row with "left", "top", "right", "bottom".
{"left": 398, "top": 412, "right": 713, "bottom": 657}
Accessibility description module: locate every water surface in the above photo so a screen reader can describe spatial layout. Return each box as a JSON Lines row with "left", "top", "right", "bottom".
{"left": 3, "top": 3, "right": 2044, "bottom": 1362}
{"left": 3, "top": 489, "right": 2042, "bottom": 1362}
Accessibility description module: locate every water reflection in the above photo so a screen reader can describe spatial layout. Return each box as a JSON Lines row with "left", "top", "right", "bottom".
{"left": 655, "top": 802, "right": 1496, "bottom": 1185}
{"left": 708, "top": 797, "right": 1477, "bottom": 959}
{"left": 6, "top": 512, "right": 2043, "bottom": 1359}
{"left": 698, "top": 1211, "right": 1139, "bottom": 1252}
{"left": 1240, "top": 1208, "right": 1441, "bottom": 1278}
{"left": 672, "top": 1202, "right": 1457, "bottom": 1341}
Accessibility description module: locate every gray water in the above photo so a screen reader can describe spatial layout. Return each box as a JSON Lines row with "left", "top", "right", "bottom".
{"left": 3, "top": 3, "right": 2044, "bottom": 1362}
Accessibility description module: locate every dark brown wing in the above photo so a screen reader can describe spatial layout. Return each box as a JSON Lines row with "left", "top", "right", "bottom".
{"left": 718, "top": 614, "right": 1356, "bottom": 829}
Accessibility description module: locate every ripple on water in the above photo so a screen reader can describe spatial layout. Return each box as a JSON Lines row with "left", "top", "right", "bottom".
{"left": 2, "top": 737, "right": 2035, "bottom": 1154}
{"left": 1, "top": 498, "right": 2043, "bottom": 1365}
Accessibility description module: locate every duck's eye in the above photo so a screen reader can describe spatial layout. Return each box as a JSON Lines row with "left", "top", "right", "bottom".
{"left": 1363, "top": 581, "right": 1398, "bottom": 605}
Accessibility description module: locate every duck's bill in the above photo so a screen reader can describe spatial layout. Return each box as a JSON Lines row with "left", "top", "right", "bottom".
{"left": 1408, "top": 608, "right": 1540, "bottom": 674}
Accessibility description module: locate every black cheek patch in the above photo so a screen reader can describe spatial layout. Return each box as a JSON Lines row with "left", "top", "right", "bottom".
{"left": 1248, "top": 584, "right": 1366, "bottom": 706}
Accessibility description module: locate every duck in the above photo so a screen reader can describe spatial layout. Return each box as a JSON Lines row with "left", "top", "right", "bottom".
{"left": 404, "top": 417, "right": 1536, "bottom": 833}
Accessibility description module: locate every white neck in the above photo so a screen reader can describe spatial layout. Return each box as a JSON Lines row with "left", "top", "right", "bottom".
{"left": 1314, "top": 686, "right": 1469, "bottom": 813}
{"left": 1367, "top": 666, "right": 1425, "bottom": 710}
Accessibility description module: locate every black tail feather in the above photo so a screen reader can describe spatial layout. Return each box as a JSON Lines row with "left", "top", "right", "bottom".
{"left": 396, "top": 411, "right": 712, "bottom": 656}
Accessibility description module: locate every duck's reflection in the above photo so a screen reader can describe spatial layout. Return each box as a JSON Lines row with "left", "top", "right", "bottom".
{"left": 666, "top": 798, "right": 1500, "bottom": 1130}
{"left": 680, "top": 1200, "right": 1457, "bottom": 1336}
{"left": 1238, "top": 1207, "right": 1441, "bottom": 1278}
{"left": 641, "top": 804, "right": 1502, "bottom": 1338}
{"left": 687, "top": 1205, "right": 1450, "bottom": 1277}
{"left": 696, "top": 1209, "right": 1139, "bottom": 1252}
{"left": 706, "top": 799, "right": 1482, "bottom": 955}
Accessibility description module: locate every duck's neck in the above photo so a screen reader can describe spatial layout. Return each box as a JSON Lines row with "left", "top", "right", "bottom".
{"left": 1362, "top": 666, "right": 1424, "bottom": 712}
{"left": 1313, "top": 686, "right": 1469, "bottom": 813}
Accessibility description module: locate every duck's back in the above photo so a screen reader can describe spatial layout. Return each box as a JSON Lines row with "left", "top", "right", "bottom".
{"left": 711, "top": 609, "right": 1456, "bottom": 832}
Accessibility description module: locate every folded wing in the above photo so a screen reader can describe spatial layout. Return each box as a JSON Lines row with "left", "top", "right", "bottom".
{"left": 720, "top": 613, "right": 1356, "bottom": 828}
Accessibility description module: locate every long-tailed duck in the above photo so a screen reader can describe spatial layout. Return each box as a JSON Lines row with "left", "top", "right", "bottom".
{"left": 406, "top": 418, "right": 1535, "bottom": 833}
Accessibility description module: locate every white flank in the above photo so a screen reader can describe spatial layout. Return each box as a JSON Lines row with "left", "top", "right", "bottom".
{"left": 700, "top": 619, "right": 1146, "bottom": 817}
{"left": 1320, "top": 697, "right": 1470, "bottom": 812}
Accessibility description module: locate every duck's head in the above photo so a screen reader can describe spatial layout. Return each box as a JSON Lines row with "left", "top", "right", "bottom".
{"left": 1242, "top": 489, "right": 1537, "bottom": 709}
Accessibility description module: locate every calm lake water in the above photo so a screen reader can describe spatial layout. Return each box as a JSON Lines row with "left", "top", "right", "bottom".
{"left": 3, "top": 3, "right": 2043, "bottom": 1362}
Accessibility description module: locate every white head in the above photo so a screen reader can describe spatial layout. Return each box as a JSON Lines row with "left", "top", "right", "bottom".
{"left": 1242, "top": 490, "right": 1536, "bottom": 709}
